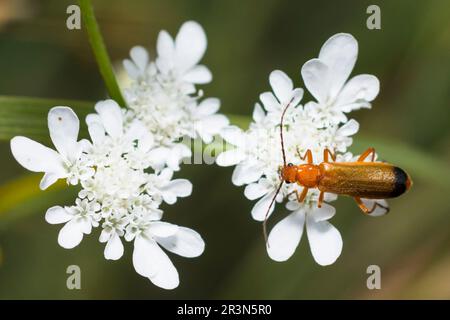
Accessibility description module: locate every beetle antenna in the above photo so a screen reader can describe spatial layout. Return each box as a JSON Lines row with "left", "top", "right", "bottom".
{"left": 280, "top": 96, "right": 296, "bottom": 166}
{"left": 263, "top": 180, "right": 284, "bottom": 247}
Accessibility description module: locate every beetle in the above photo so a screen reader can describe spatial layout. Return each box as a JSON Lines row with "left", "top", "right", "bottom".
{"left": 263, "top": 98, "right": 412, "bottom": 242}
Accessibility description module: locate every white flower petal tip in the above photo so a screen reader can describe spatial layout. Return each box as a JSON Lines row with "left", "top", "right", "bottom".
{"left": 104, "top": 234, "right": 124, "bottom": 260}
{"left": 158, "top": 227, "right": 205, "bottom": 258}
{"left": 58, "top": 220, "right": 84, "bottom": 249}
{"left": 175, "top": 21, "right": 207, "bottom": 72}
{"left": 133, "top": 236, "right": 179, "bottom": 290}
{"left": 269, "top": 70, "right": 294, "bottom": 103}
{"left": 306, "top": 217, "right": 343, "bottom": 266}
{"left": 251, "top": 191, "right": 277, "bottom": 222}
{"left": 45, "top": 206, "right": 72, "bottom": 224}
{"left": 267, "top": 210, "right": 305, "bottom": 262}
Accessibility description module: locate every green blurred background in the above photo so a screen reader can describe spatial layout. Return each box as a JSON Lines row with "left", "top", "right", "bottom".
{"left": 0, "top": 0, "right": 449, "bottom": 299}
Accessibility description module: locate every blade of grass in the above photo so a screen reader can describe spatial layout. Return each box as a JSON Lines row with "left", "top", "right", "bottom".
{"left": 0, "top": 96, "right": 93, "bottom": 141}
{"left": 78, "top": 0, "right": 126, "bottom": 107}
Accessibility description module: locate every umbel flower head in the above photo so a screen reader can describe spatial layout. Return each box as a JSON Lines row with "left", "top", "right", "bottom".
{"left": 9, "top": 20, "right": 227, "bottom": 290}
{"left": 217, "top": 33, "right": 383, "bottom": 266}
{"left": 122, "top": 21, "right": 229, "bottom": 171}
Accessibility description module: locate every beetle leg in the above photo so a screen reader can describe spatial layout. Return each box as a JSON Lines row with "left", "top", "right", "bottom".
{"left": 323, "top": 148, "right": 336, "bottom": 162}
{"left": 288, "top": 187, "right": 309, "bottom": 203}
{"left": 296, "top": 148, "right": 313, "bottom": 164}
{"left": 317, "top": 191, "right": 325, "bottom": 208}
{"left": 357, "top": 147, "right": 376, "bottom": 162}
{"left": 354, "top": 197, "right": 383, "bottom": 214}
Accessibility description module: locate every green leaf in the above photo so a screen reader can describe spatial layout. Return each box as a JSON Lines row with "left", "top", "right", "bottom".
{"left": 0, "top": 96, "right": 93, "bottom": 142}
{"left": 78, "top": 0, "right": 127, "bottom": 107}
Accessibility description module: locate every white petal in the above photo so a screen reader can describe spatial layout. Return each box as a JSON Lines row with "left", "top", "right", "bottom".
{"left": 290, "top": 88, "right": 304, "bottom": 107}
{"left": 220, "top": 126, "right": 245, "bottom": 146}
{"left": 10, "top": 136, "right": 65, "bottom": 174}
{"left": 79, "top": 218, "right": 92, "bottom": 234}
{"left": 196, "top": 115, "right": 229, "bottom": 143}
{"left": 40, "top": 172, "right": 60, "bottom": 190}
{"left": 336, "top": 74, "right": 380, "bottom": 111}
{"left": 130, "top": 46, "right": 149, "bottom": 72}
{"left": 104, "top": 233, "right": 124, "bottom": 260}
{"left": 269, "top": 70, "right": 293, "bottom": 103}
{"left": 301, "top": 58, "right": 331, "bottom": 104}
{"left": 361, "top": 199, "right": 389, "bottom": 217}
{"left": 94, "top": 100, "right": 123, "bottom": 138}
{"left": 196, "top": 98, "right": 220, "bottom": 117}
{"left": 133, "top": 236, "right": 179, "bottom": 290}
{"left": 319, "top": 33, "right": 358, "bottom": 99}
{"left": 259, "top": 92, "right": 279, "bottom": 112}
{"left": 337, "top": 119, "right": 359, "bottom": 137}
{"left": 183, "top": 65, "right": 212, "bottom": 84}
{"left": 157, "top": 227, "right": 205, "bottom": 258}
{"left": 306, "top": 215, "right": 342, "bottom": 266}
{"left": 310, "top": 203, "right": 336, "bottom": 222}
{"left": 216, "top": 148, "right": 245, "bottom": 167}
{"left": 148, "top": 222, "right": 179, "bottom": 238}
{"left": 252, "top": 103, "right": 265, "bottom": 122}
{"left": 244, "top": 181, "right": 271, "bottom": 200}
{"left": 58, "top": 220, "right": 84, "bottom": 249}
{"left": 232, "top": 162, "right": 263, "bottom": 186}
{"left": 267, "top": 209, "right": 305, "bottom": 261}
{"left": 156, "top": 30, "right": 175, "bottom": 63}
{"left": 87, "top": 122, "right": 105, "bottom": 145}
{"left": 48, "top": 107, "right": 80, "bottom": 160}
{"left": 85, "top": 113, "right": 101, "bottom": 126}
{"left": 175, "top": 21, "right": 207, "bottom": 72}
{"left": 161, "top": 179, "right": 193, "bottom": 204}
{"left": 123, "top": 59, "right": 140, "bottom": 79}
{"left": 45, "top": 206, "right": 72, "bottom": 224}
{"left": 133, "top": 235, "right": 159, "bottom": 277}
{"left": 99, "top": 229, "right": 110, "bottom": 243}
{"left": 251, "top": 190, "right": 277, "bottom": 221}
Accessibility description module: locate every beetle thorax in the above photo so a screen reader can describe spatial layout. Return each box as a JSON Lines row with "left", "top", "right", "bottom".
{"left": 281, "top": 164, "right": 321, "bottom": 187}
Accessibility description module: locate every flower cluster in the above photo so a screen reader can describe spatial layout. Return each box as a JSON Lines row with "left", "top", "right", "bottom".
{"left": 217, "top": 33, "right": 385, "bottom": 265}
{"left": 122, "top": 21, "right": 229, "bottom": 170}
{"left": 9, "top": 21, "right": 226, "bottom": 290}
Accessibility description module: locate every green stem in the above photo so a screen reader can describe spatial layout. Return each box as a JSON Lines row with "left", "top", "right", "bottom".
{"left": 78, "top": 0, "right": 127, "bottom": 107}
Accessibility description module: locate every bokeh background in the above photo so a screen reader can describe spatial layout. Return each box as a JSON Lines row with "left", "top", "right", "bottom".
{"left": 0, "top": 0, "right": 449, "bottom": 299}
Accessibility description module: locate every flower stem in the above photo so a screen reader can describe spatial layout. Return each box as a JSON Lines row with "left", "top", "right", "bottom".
{"left": 78, "top": 0, "right": 127, "bottom": 107}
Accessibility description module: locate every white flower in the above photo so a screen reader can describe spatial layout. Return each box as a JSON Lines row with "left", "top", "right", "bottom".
{"left": 123, "top": 21, "right": 231, "bottom": 171}
{"left": 301, "top": 33, "right": 380, "bottom": 125}
{"left": 12, "top": 93, "right": 205, "bottom": 289}
{"left": 146, "top": 168, "right": 193, "bottom": 205}
{"left": 156, "top": 21, "right": 212, "bottom": 89}
{"left": 132, "top": 221, "right": 204, "bottom": 290}
{"left": 218, "top": 33, "right": 382, "bottom": 265}
{"left": 10, "top": 107, "right": 90, "bottom": 190}
{"left": 267, "top": 202, "right": 342, "bottom": 266}
{"left": 190, "top": 98, "right": 229, "bottom": 144}
{"left": 45, "top": 199, "right": 101, "bottom": 249}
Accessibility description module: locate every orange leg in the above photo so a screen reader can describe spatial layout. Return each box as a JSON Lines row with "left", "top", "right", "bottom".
{"left": 317, "top": 191, "right": 325, "bottom": 208}
{"left": 296, "top": 148, "right": 313, "bottom": 164}
{"left": 354, "top": 197, "right": 389, "bottom": 215}
{"left": 358, "top": 147, "right": 376, "bottom": 162}
{"left": 288, "top": 187, "right": 309, "bottom": 203}
{"left": 323, "top": 148, "right": 336, "bottom": 162}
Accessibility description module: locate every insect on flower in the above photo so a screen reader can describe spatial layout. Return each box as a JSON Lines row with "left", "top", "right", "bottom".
{"left": 263, "top": 99, "right": 413, "bottom": 243}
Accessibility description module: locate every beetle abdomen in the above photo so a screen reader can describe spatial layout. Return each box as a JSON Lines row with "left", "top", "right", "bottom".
{"left": 318, "top": 162, "right": 411, "bottom": 199}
